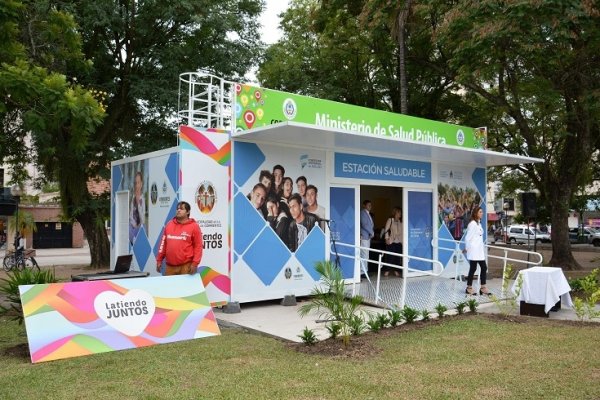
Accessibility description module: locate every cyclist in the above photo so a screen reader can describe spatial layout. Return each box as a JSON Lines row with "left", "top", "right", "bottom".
{"left": 14, "top": 232, "right": 24, "bottom": 262}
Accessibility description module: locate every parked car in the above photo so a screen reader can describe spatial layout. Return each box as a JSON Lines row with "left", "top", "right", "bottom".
{"left": 507, "top": 225, "right": 550, "bottom": 244}
{"left": 569, "top": 226, "right": 600, "bottom": 246}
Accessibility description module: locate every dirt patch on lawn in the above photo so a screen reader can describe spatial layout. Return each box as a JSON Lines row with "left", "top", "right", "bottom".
{"left": 2, "top": 343, "right": 29, "bottom": 360}
{"left": 288, "top": 313, "right": 598, "bottom": 359}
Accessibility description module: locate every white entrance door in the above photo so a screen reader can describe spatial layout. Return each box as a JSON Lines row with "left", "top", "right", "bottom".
{"left": 406, "top": 190, "right": 434, "bottom": 276}
{"left": 115, "top": 191, "right": 129, "bottom": 265}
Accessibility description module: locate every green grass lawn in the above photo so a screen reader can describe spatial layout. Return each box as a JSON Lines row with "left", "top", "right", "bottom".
{"left": 1, "top": 315, "right": 599, "bottom": 400}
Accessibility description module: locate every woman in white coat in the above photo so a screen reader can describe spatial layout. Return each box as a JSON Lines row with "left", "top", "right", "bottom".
{"left": 463, "top": 206, "right": 490, "bottom": 295}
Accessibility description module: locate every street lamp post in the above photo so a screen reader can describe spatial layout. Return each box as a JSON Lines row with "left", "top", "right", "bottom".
{"left": 503, "top": 202, "right": 510, "bottom": 244}
{"left": 10, "top": 184, "right": 22, "bottom": 248}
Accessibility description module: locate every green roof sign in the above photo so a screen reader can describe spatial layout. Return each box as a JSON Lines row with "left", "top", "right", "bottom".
{"left": 235, "top": 84, "right": 486, "bottom": 150}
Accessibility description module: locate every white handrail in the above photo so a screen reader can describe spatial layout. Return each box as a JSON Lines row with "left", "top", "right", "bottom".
{"left": 331, "top": 241, "right": 444, "bottom": 309}
{"left": 432, "top": 237, "right": 543, "bottom": 296}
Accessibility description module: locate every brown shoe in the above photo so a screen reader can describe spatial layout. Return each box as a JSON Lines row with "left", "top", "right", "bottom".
{"left": 479, "top": 286, "right": 491, "bottom": 296}
{"left": 465, "top": 286, "right": 475, "bottom": 295}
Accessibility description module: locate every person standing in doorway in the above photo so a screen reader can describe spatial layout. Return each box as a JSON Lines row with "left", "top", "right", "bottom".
{"left": 463, "top": 206, "right": 490, "bottom": 295}
{"left": 156, "top": 201, "right": 203, "bottom": 276}
{"left": 360, "top": 200, "right": 374, "bottom": 276}
{"left": 382, "top": 206, "right": 403, "bottom": 277}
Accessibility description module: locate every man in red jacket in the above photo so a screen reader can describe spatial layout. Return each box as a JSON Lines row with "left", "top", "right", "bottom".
{"left": 156, "top": 201, "right": 203, "bottom": 275}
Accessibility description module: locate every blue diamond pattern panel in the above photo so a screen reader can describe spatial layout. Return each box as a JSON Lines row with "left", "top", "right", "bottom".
{"left": 407, "top": 191, "right": 433, "bottom": 271}
{"left": 165, "top": 152, "right": 179, "bottom": 192}
{"left": 233, "top": 192, "right": 268, "bottom": 254}
{"left": 153, "top": 200, "right": 179, "bottom": 257}
{"left": 233, "top": 142, "right": 265, "bottom": 190}
{"left": 329, "top": 187, "right": 355, "bottom": 279}
{"left": 472, "top": 168, "right": 486, "bottom": 202}
{"left": 437, "top": 224, "right": 454, "bottom": 268}
{"left": 112, "top": 165, "right": 123, "bottom": 195}
{"left": 242, "top": 227, "right": 290, "bottom": 286}
{"left": 295, "top": 227, "right": 326, "bottom": 281}
{"left": 111, "top": 166, "right": 123, "bottom": 244}
{"left": 132, "top": 226, "right": 152, "bottom": 272}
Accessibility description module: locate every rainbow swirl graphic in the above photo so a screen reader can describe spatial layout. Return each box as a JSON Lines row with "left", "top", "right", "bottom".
{"left": 179, "top": 125, "right": 230, "bottom": 166}
{"left": 20, "top": 276, "right": 220, "bottom": 363}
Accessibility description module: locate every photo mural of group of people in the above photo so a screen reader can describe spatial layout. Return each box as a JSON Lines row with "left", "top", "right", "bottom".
{"left": 437, "top": 167, "right": 482, "bottom": 241}
{"left": 247, "top": 163, "right": 326, "bottom": 252}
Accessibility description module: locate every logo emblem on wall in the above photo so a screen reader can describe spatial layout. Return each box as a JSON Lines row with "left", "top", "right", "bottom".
{"left": 150, "top": 182, "right": 158, "bottom": 205}
{"left": 157, "top": 180, "right": 172, "bottom": 207}
{"left": 456, "top": 129, "right": 465, "bottom": 146}
{"left": 282, "top": 98, "right": 297, "bottom": 120}
{"left": 284, "top": 267, "right": 292, "bottom": 279}
{"left": 300, "top": 154, "right": 308, "bottom": 169}
{"left": 196, "top": 181, "right": 216, "bottom": 214}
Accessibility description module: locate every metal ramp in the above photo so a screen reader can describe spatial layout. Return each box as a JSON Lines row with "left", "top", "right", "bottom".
{"left": 333, "top": 239, "right": 539, "bottom": 313}
{"left": 350, "top": 275, "right": 507, "bottom": 312}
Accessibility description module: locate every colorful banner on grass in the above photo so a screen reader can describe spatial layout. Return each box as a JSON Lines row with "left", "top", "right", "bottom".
{"left": 20, "top": 275, "right": 220, "bottom": 363}
{"left": 235, "top": 84, "right": 487, "bottom": 149}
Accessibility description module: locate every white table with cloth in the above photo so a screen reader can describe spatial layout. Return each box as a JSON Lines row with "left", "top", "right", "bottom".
{"left": 511, "top": 266, "right": 574, "bottom": 314}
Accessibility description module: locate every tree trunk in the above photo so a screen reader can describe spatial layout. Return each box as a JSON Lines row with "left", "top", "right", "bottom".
{"left": 77, "top": 212, "right": 110, "bottom": 269}
{"left": 548, "top": 189, "right": 581, "bottom": 270}
{"left": 397, "top": 0, "right": 411, "bottom": 115}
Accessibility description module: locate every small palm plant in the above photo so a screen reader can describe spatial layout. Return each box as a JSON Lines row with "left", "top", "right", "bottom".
{"left": 299, "top": 260, "right": 366, "bottom": 346}
{"left": 0, "top": 268, "right": 57, "bottom": 325}
{"left": 435, "top": 303, "right": 448, "bottom": 318}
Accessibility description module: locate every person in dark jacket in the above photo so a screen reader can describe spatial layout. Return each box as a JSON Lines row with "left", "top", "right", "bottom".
{"left": 287, "top": 193, "right": 319, "bottom": 252}
{"left": 266, "top": 194, "right": 291, "bottom": 247}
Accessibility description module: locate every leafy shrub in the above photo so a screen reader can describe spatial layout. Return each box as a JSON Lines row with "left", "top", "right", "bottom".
{"left": 467, "top": 298, "right": 479, "bottom": 313}
{"left": 571, "top": 269, "right": 600, "bottom": 321}
{"left": 0, "top": 268, "right": 57, "bottom": 324}
{"left": 325, "top": 322, "right": 342, "bottom": 339}
{"left": 366, "top": 314, "right": 382, "bottom": 333}
{"left": 434, "top": 303, "right": 448, "bottom": 318}
{"left": 491, "top": 264, "right": 522, "bottom": 316}
{"left": 455, "top": 301, "right": 467, "bottom": 315}
{"left": 299, "top": 260, "right": 366, "bottom": 346}
{"left": 349, "top": 314, "right": 366, "bottom": 336}
{"left": 298, "top": 327, "right": 318, "bottom": 345}
{"left": 388, "top": 309, "right": 402, "bottom": 327}
{"left": 421, "top": 309, "right": 431, "bottom": 321}
{"left": 400, "top": 305, "right": 419, "bottom": 323}
{"left": 376, "top": 313, "right": 390, "bottom": 329}
{"left": 569, "top": 270, "right": 599, "bottom": 293}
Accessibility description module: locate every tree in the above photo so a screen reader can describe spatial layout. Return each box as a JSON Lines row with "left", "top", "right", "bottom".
{"left": 420, "top": 0, "right": 600, "bottom": 269}
{"left": 258, "top": 0, "right": 470, "bottom": 122}
{"left": 360, "top": 0, "right": 413, "bottom": 114}
{"left": 1, "top": 1, "right": 107, "bottom": 265}
{"left": 2, "top": 0, "right": 263, "bottom": 267}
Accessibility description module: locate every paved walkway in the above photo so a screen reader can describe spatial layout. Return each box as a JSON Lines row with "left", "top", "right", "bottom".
{"left": 0, "top": 246, "right": 91, "bottom": 267}
{"left": 216, "top": 290, "right": 600, "bottom": 343}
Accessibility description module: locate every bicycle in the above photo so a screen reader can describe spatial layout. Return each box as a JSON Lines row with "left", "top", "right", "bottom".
{"left": 2, "top": 249, "right": 40, "bottom": 272}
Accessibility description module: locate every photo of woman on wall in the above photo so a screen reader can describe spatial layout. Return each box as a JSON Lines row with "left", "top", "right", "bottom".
{"left": 129, "top": 168, "right": 147, "bottom": 245}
